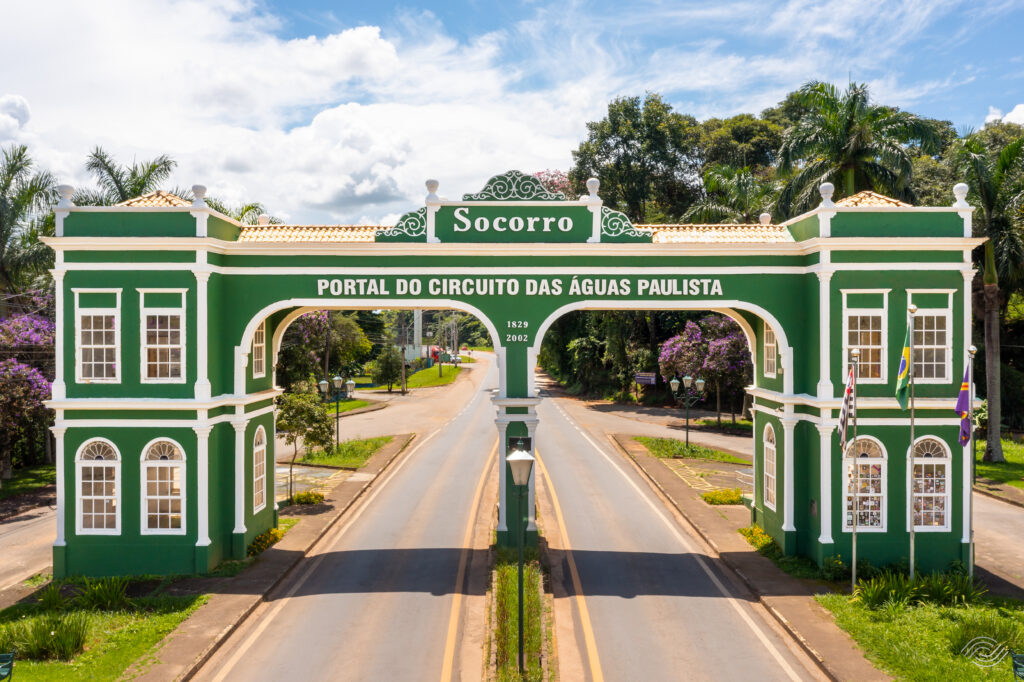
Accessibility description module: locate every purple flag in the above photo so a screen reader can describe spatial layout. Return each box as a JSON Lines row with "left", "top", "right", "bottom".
{"left": 955, "top": 366, "right": 971, "bottom": 447}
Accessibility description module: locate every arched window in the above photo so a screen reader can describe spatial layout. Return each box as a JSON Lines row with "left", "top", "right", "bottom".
{"left": 912, "top": 437, "right": 950, "bottom": 531}
{"left": 763, "top": 424, "right": 776, "bottom": 511}
{"left": 141, "top": 439, "right": 185, "bottom": 534}
{"left": 844, "top": 436, "right": 886, "bottom": 531}
{"left": 76, "top": 439, "right": 120, "bottom": 534}
{"left": 253, "top": 426, "right": 267, "bottom": 513}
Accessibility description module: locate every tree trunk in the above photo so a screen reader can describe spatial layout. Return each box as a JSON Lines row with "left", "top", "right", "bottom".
{"left": 843, "top": 168, "right": 855, "bottom": 198}
{"left": 983, "top": 282, "right": 1005, "bottom": 462}
{"left": 715, "top": 379, "right": 722, "bottom": 425}
{"left": 289, "top": 438, "right": 299, "bottom": 502}
{"left": 323, "top": 313, "right": 331, "bottom": 380}
{"left": 0, "top": 431, "right": 11, "bottom": 482}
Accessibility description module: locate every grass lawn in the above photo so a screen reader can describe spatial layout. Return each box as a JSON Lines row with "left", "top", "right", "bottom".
{"left": 325, "top": 398, "right": 371, "bottom": 414}
{"left": 404, "top": 364, "right": 461, "bottom": 388}
{"left": 695, "top": 417, "right": 753, "bottom": 434}
{"left": 633, "top": 436, "right": 748, "bottom": 465}
{"left": 0, "top": 594, "right": 208, "bottom": 681}
{"left": 0, "top": 464, "right": 56, "bottom": 501}
{"left": 301, "top": 436, "right": 393, "bottom": 468}
{"left": 817, "top": 593, "right": 1024, "bottom": 681}
{"left": 466, "top": 345, "right": 492, "bottom": 352}
{"left": 976, "top": 438, "right": 1024, "bottom": 490}
{"left": 493, "top": 548, "right": 544, "bottom": 681}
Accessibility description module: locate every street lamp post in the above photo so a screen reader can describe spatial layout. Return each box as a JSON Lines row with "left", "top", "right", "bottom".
{"left": 669, "top": 375, "right": 705, "bottom": 446}
{"left": 506, "top": 442, "right": 535, "bottom": 676}
{"left": 318, "top": 375, "right": 345, "bottom": 452}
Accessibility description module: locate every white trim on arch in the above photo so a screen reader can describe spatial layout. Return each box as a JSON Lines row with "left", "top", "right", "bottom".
{"left": 75, "top": 437, "right": 121, "bottom": 536}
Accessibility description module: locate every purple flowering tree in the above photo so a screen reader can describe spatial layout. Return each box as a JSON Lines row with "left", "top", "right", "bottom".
{"left": 658, "top": 321, "right": 705, "bottom": 382}
{"left": 0, "top": 359, "right": 51, "bottom": 485}
{"left": 533, "top": 170, "right": 572, "bottom": 196}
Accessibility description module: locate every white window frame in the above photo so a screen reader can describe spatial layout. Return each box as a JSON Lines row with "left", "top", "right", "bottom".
{"left": 842, "top": 436, "right": 887, "bottom": 533}
{"left": 140, "top": 438, "right": 187, "bottom": 536}
{"left": 75, "top": 438, "right": 121, "bottom": 535}
{"left": 763, "top": 423, "right": 776, "bottom": 511}
{"left": 73, "top": 288, "right": 122, "bottom": 384}
{"left": 908, "top": 290, "right": 954, "bottom": 385}
{"left": 910, "top": 436, "right": 951, "bottom": 532}
{"left": 252, "top": 320, "right": 266, "bottom": 379}
{"left": 139, "top": 289, "right": 187, "bottom": 384}
{"left": 253, "top": 425, "right": 267, "bottom": 513}
{"left": 841, "top": 289, "right": 890, "bottom": 385}
{"left": 763, "top": 326, "right": 777, "bottom": 378}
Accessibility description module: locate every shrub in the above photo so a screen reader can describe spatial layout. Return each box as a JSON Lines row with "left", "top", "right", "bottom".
{"left": 247, "top": 527, "right": 286, "bottom": 557}
{"left": 949, "top": 610, "right": 1024, "bottom": 656}
{"left": 0, "top": 611, "right": 90, "bottom": 660}
{"left": 738, "top": 525, "right": 777, "bottom": 554}
{"left": 701, "top": 488, "right": 742, "bottom": 505}
{"left": 853, "top": 572, "right": 920, "bottom": 609}
{"left": 37, "top": 582, "right": 67, "bottom": 610}
{"left": 292, "top": 490, "right": 324, "bottom": 505}
{"left": 76, "top": 576, "right": 130, "bottom": 610}
{"left": 821, "top": 555, "right": 849, "bottom": 582}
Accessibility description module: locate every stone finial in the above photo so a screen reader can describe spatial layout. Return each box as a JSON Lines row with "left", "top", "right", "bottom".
{"left": 759, "top": 212, "right": 771, "bottom": 225}
{"left": 56, "top": 184, "right": 75, "bottom": 208}
{"left": 953, "top": 182, "right": 970, "bottom": 208}
{"left": 819, "top": 182, "right": 835, "bottom": 208}
{"left": 586, "top": 177, "right": 600, "bottom": 199}
{"left": 257, "top": 214, "right": 270, "bottom": 226}
{"left": 192, "top": 184, "right": 207, "bottom": 208}
{"left": 425, "top": 179, "right": 440, "bottom": 203}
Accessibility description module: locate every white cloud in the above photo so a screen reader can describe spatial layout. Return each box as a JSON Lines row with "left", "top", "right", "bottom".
{"left": 0, "top": 0, "right": 1013, "bottom": 223}
{"left": 1001, "top": 104, "right": 1024, "bottom": 124}
{"left": 987, "top": 106, "right": 1005, "bottom": 123}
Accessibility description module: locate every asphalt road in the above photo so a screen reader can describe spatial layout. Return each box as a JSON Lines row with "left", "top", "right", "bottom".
{"left": 0, "top": 505, "right": 55, "bottom": 590}
{"left": 195, "top": 359, "right": 501, "bottom": 681}
{"left": 536, "top": 397, "right": 817, "bottom": 681}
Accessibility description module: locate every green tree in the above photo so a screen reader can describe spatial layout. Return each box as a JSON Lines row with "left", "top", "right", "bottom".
{"left": 75, "top": 146, "right": 177, "bottom": 205}
{"left": 570, "top": 93, "right": 702, "bottom": 222}
{"left": 778, "top": 81, "right": 941, "bottom": 215}
{"left": 953, "top": 130, "right": 1024, "bottom": 462}
{"left": 0, "top": 145, "right": 55, "bottom": 317}
{"left": 684, "top": 165, "right": 779, "bottom": 223}
{"left": 275, "top": 390, "right": 333, "bottom": 500}
{"left": 697, "top": 114, "right": 783, "bottom": 172}
{"left": 910, "top": 155, "right": 955, "bottom": 207}
{"left": 204, "top": 198, "right": 280, "bottom": 225}
{"left": 372, "top": 344, "right": 403, "bottom": 391}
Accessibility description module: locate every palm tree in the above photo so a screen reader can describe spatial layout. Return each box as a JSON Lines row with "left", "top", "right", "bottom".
{"left": 954, "top": 134, "right": 1024, "bottom": 463}
{"left": 77, "top": 146, "right": 177, "bottom": 205}
{"left": 684, "top": 165, "right": 779, "bottom": 223}
{"left": 0, "top": 145, "right": 55, "bottom": 317}
{"left": 204, "top": 197, "right": 279, "bottom": 225}
{"left": 778, "top": 81, "right": 941, "bottom": 215}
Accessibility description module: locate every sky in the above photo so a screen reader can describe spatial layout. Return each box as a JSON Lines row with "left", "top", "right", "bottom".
{"left": 2, "top": 0, "right": 1023, "bottom": 224}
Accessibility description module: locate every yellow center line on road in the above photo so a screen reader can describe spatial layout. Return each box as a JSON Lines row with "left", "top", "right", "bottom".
{"left": 536, "top": 449, "right": 605, "bottom": 682}
{"left": 439, "top": 440, "right": 498, "bottom": 682}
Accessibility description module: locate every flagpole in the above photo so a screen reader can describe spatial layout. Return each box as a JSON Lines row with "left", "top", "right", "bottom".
{"left": 968, "top": 344, "right": 977, "bottom": 580}
{"left": 908, "top": 304, "right": 917, "bottom": 580}
{"left": 851, "top": 349, "right": 860, "bottom": 592}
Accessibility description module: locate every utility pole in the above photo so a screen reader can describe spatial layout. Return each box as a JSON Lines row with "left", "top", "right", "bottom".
{"left": 399, "top": 312, "right": 408, "bottom": 395}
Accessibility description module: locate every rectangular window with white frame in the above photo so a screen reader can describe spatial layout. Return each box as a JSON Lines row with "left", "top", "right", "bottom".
{"left": 139, "top": 290, "right": 187, "bottom": 383}
{"left": 252, "top": 320, "right": 266, "bottom": 378}
{"left": 74, "top": 289, "right": 122, "bottom": 384}
{"left": 908, "top": 290, "right": 953, "bottom": 384}
{"left": 842, "top": 289, "right": 890, "bottom": 384}
{"left": 763, "top": 326, "right": 777, "bottom": 378}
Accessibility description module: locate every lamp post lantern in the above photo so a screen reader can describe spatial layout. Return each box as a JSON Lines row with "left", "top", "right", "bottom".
{"left": 669, "top": 375, "right": 705, "bottom": 446}
{"left": 506, "top": 441, "right": 535, "bottom": 676}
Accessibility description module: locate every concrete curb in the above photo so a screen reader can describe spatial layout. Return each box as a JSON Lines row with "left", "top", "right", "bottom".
{"left": 336, "top": 401, "right": 388, "bottom": 418}
{"left": 164, "top": 433, "right": 416, "bottom": 681}
{"left": 974, "top": 485, "right": 1024, "bottom": 510}
{"left": 607, "top": 434, "right": 842, "bottom": 682}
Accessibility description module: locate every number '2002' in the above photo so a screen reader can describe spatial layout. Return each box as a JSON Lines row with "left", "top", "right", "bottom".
{"left": 505, "top": 334, "right": 529, "bottom": 343}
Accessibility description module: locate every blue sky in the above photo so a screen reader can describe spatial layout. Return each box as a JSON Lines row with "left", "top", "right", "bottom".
{"left": 2, "top": 0, "right": 1023, "bottom": 223}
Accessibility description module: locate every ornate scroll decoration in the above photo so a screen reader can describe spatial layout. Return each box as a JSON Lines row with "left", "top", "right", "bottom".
{"left": 376, "top": 207, "right": 426, "bottom": 240}
{"left": 600, "top": 206, "right": 649, "bottom": 241}
{"left": 462, "top": 170, "right": 565, "bottom": 201}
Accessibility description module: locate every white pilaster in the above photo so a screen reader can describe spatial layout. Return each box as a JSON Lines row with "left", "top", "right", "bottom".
{"left": 495, "top": 420, "right": 509, "bottom": 532}
{"left": 191, "top": 184, "right": 209, "bottom": 238}
{"left": 816, "top": 270, "right": 834, "bottom": 399}
{"left": 781, "top": 346, "right": 795, "bottom": 395}
{"left": 231, "top": 417, "right": 247, "bottom": 535}
{"left": 782, "top": 416, "right": 797, "bottom": 532}
{"left": 52, "top": 424, "right": 67, "bottom": 546}
{"left": 194, "top": 424, "right": 212, "bottom": 546}
{"left": 816, "top": 422, "right": 834, "bottom": 544}
{"left": 526, "top": 347, "right": 538, "bottom": 398}
{"left": 234, "top": 346, "right": 249, "bottom": 396}
{"left": 953, "top": 182, "right": 973, "bottom": 238}
{"left": 54, "top": 185, "right": 74, "bottom": 237}
{"left": 817, "top": 182, "right": 836, "bottom": 237}
{"left": 425, "top": 179, "right": 440, "bottom": 243}
{"left": 585, "top": 177, "right": 602, "bottom": 243}
{"left": 524, "top": 418, "right": 539, "bottom": 532}
{"left": 194, "top": 264, "right": 211, "bottom": 400}
{"left": 52, "top": 269, "right": 67, "bottom": 400}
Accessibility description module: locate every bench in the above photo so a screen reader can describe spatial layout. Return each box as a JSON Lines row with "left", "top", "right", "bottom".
{"left": 0, "top": 650, "right": 13, "bottom": 682}
{"left": 1012, "top": 649, "right": 1024, "bottom": 681}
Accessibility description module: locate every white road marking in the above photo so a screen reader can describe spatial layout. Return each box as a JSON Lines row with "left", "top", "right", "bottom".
{"left": 549, "top": 401, "right": 803, "bottom": 682}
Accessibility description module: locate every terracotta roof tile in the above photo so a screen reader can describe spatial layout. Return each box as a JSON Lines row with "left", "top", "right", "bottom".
{"left": 835, "top": 191, "right": 911, "bottom": 207}
{"left": 237, "top": 225, "right": 379, "bottom": 243}
{"left": 645, "top": 224, "right": 792, "bottom": 244}
{"left": 115, "top": 190, "right": 191, "bottom": 207}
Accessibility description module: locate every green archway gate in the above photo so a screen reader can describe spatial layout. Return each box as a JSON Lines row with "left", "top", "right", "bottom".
{"left": 45, "top": 171, "right": 982, "bottom": 577}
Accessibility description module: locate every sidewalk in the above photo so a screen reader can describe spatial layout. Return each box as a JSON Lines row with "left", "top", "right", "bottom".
{"left": 610, "top": 434, "right": 889, "bottom": 681}
{"left": 127, "top": 433, "right": 415, "bottom": 681}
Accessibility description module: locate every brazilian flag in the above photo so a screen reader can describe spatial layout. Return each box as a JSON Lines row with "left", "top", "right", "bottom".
{"left": 895, "top": 327, "right": 910, "bottom": 409}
